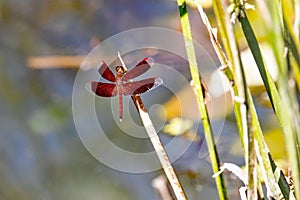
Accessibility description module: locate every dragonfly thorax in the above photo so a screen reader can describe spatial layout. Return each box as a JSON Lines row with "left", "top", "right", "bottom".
{"left": 116, "top": 66, "right": 125, "bottom": 75}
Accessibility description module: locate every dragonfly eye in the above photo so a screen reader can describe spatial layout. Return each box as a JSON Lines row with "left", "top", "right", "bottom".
{"left": 116, "top": 66, "right": 125, "bottom": 74}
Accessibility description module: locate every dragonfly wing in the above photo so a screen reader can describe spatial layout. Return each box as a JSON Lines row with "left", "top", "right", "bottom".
{"left": 122, "top": 77, "right": 163, "bottom": 96}
{"left": 90, "top": 81, "right": 117, "bottom": 97}
{"left": 121, "top": 57, "right": 154, "bottom": 81}
{"left": 98, "top": 61, "right": 116, "bottom": 82}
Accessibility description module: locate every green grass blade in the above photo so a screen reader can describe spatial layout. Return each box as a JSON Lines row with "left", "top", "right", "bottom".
{"left": 212, "top": 0, "right": 245, "bottom": 151}
{"left": 212, "top": 1, "right": 257, "bottom": 197}
{"left": 213, "top": 0, "right": 294, "bottom": 198}
{"left": 237, "top": 8, "right": 300, "bottom": 199}
{"left": 250, "top": 96, "right": 283, "bottom": 199}
{"left": 177, "top": 1, "right": 228, "bottom": 199}
{"left": 282, "top": 0, "right": 300, "bottom": 68}
{"left": 212, "top": 0, "right": 234, "bottom": 63}
{"left": 238, "top": 13, "right": 276, "bottom": 109}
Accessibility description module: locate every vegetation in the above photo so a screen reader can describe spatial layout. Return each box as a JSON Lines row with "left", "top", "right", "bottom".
{"left": 176, "top": 0, "right": 300, "bottom": 199}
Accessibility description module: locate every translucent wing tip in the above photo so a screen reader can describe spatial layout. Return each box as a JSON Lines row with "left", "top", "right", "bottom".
{"left": 154, "top": 77, "right": 163, "bottom": 87}
{"left": 85, "top": 81, "right": 95, "bottom": 95}
{"left": 145, "top": 57, "right": 154, "bottom": 67}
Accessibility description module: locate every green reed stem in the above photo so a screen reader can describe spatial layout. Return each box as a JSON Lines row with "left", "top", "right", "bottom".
{"left": 177, "top": 1, "right": 228, "bottom": 199}
{"left": 236, "top": 4, "right": 299, "bottom": 199}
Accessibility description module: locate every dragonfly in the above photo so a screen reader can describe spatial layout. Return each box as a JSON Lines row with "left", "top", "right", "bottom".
{"left": 89, "top": 57, "right": 163, "bottom": 121}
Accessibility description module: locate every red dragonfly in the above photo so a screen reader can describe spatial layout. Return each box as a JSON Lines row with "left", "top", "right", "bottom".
{"left": 89, "top": 57, "right": 163, "bottom": 121}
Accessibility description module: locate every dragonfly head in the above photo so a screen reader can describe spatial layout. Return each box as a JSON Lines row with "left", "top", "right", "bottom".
{"left": 116, "top": 66, "right": 125, "bottom": 75}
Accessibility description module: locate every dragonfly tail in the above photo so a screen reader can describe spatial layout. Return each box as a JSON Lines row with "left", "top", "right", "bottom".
{"left": 119, "top": 89, "right": 123, "bottom": 122}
